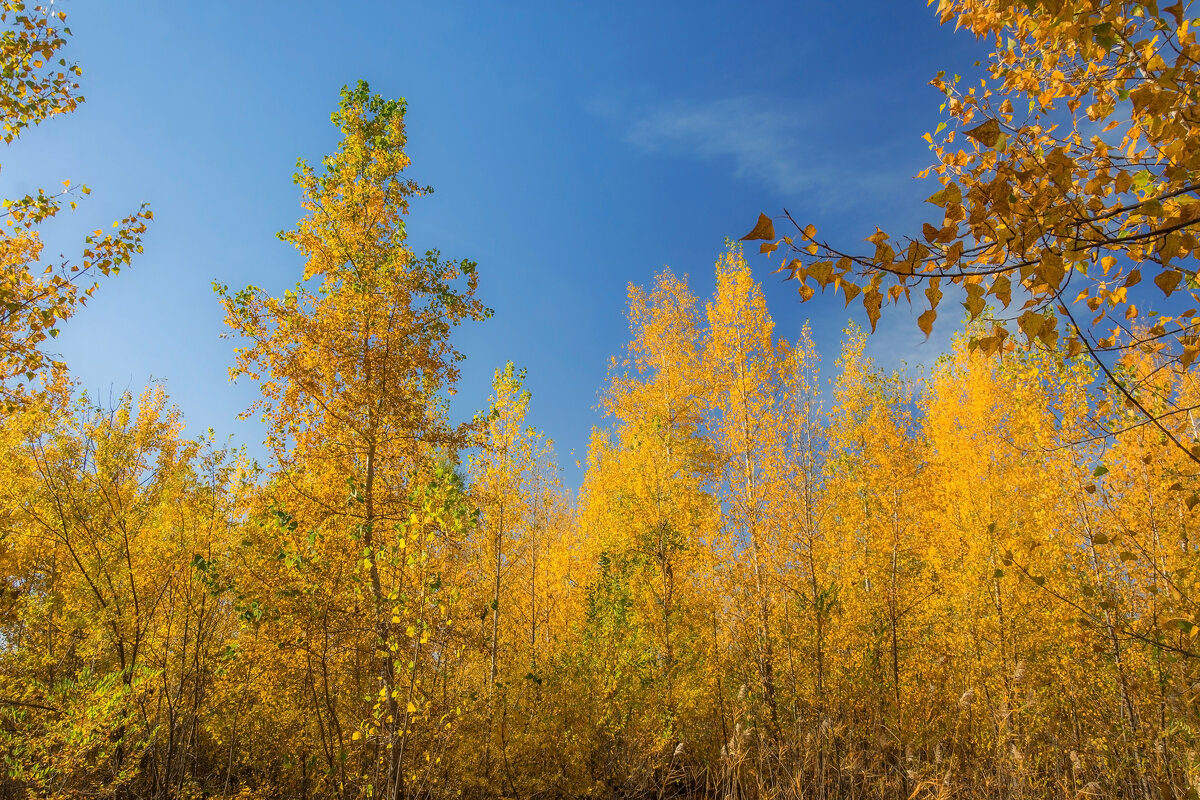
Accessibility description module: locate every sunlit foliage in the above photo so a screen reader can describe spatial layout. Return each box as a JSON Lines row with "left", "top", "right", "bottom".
{"left": 4, "top": 2, "right": 1200, "bottom": 799}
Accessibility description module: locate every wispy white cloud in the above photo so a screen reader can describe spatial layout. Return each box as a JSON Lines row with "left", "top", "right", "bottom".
{"left": 623, "top": 98, "right": 814, "bottom": 196}
{"left": 617, "top": 96, "right": 919, "bottom": 208}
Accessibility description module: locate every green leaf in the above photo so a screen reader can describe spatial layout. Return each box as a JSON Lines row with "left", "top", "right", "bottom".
{"left": 1092, "top": 22, "right": 1116, "bottom": 50}
{"left": 1171, "top": 618, "right": 1200, "bottom": 637}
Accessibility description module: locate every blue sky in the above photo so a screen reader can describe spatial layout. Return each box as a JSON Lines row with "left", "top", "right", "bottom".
{"left": 10, "top": 1, "right": 990, "bottom": 485}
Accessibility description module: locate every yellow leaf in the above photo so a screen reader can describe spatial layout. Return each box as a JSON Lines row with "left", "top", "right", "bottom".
{"left": 925, "top": 282, "right": 942, "bottom": 308}
{"left": 991, "top": 275, "right": 1011, "bottom": 307}
{"left": 1155, "top": 270, "right": 1182, "bottom": 296}
{"left": 841, "top": 281, "right": 861, "bottom": 306}
{"left": 918, "top": 308, "right": 936, "bottom": 337}
{"left": 1019, "top": 310, "right": 1045, "bottom": 338}
{"left": 809, "top": 261, "right": 833, "bottom": 287}
{"left": 964, "top": 285, "right": 985, "bottom": 318}
{"left": 741, "top": 213, "right": 775, "bottom": 241}
{"left": 1039, "top": 251, "right": 1065, "bottom": 287}
{"left": 964, "top": 118, "right": 1001, "bottom": 147}
{"left": 863, "top": 288, "right": 883, "bottom": 333}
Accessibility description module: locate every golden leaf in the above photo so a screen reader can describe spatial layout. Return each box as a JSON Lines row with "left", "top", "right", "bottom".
{"left": 964, "top": 118, "right": 1002, "bottom": 147}
{"left": 1019, "top": 310, "right": 1045, "bottom": 339}
{"left": 964, "top": 285, "right": 986, "bottom": 318}
{"left": 1155, "top": 270, "right": 1182, "bottom": 296}
{"left": 918, "top": 308, "right": 937, "bottom": 337}
{"left": 741, "top": 213, "right": 776, "bottom": 241}
{"left": 863, "top": 287, "right": 883, "bottom": 332}
{"left": 841, "top": 281, "right": 860, "bottom": 306}
{"left": 991, "top": 275, "right": 1012, "bottom": 307}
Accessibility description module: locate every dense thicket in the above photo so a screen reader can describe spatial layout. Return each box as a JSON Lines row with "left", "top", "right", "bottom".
{"left": 3, "top": 2, "right": 1200, "bottom": 799}
{"left": 5, "top": 244, "right": 1200, "bottom": 799}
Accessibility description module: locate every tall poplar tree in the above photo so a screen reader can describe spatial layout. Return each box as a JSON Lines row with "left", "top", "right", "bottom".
{"left": 219, "top": 82, "right": 487, "bottom": 800}
{"left": 703, "top": 246, "right": 791, "bottom": 742}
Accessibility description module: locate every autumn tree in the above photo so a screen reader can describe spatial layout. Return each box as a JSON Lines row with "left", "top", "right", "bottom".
{"left": 0, "top": 2, "right": 150, "bottom": 406}
{"left": 600, "top": 269, "right": 715, "bottom": 743}
{"left": 465, "top": 362, "right": 565, "bottom": 792}
{"left": 747, "top": 0, "right": 1200, "bottom": 460}
{"left": 817, "top": 330, "right": 935, "bottom": 798}
{"left": 218, "top": 82, "right": 487, "bottom": 800}
{"left": 1048, "top": 343, "right": 1200, "bottom": 795}
{"left": 0, "top": 383, "right": 245, "bottom": 799}
{"left": 763, "top": 323, "right": 832, "bottom": 775}
{"left": 703, "top": 246, "right": 793, "bottom": 746}
{"left": 572, "top": 268, "right": 718, "bottom": 792}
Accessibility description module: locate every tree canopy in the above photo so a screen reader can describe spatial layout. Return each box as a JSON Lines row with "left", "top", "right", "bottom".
{"left": 748, "top": 0, "right": 1200, "bottom": 444}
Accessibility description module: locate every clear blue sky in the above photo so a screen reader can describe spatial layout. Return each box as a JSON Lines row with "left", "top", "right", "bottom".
{"left": 10, "top": 1, "right": 989, "bottom": 486}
